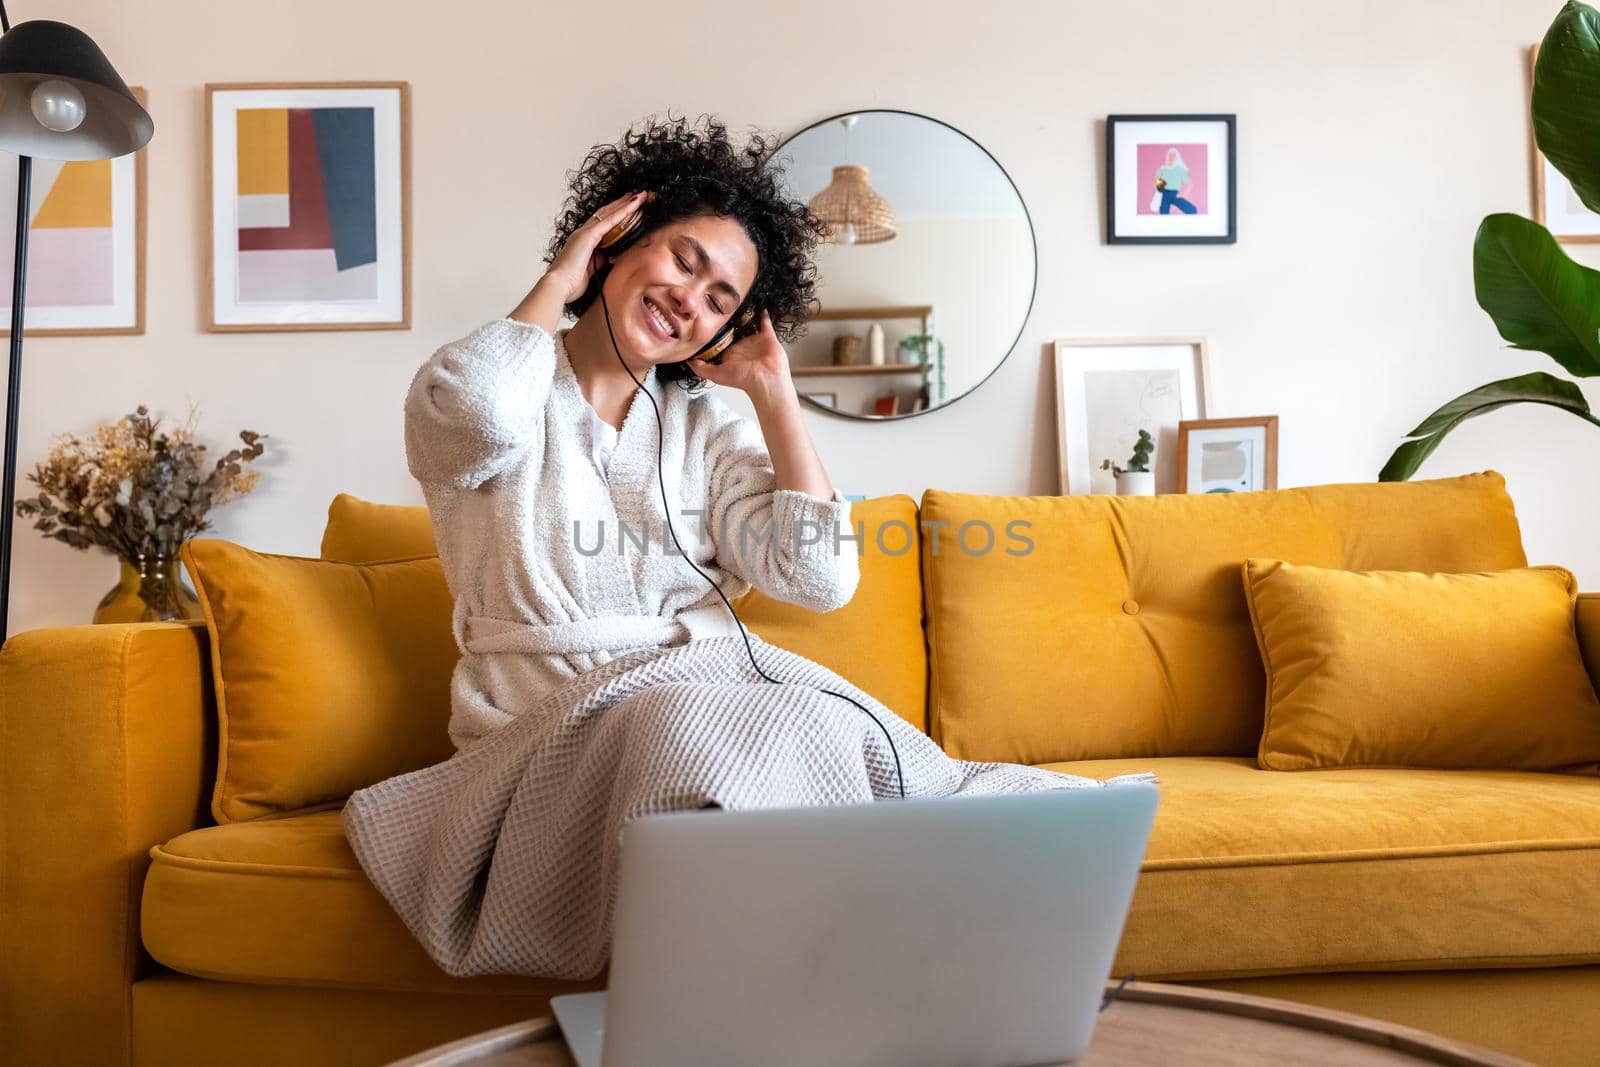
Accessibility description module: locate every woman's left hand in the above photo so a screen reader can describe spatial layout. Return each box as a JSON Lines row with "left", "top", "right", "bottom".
{"left": 686, "top": 310, "right": 794, "bottom": 406}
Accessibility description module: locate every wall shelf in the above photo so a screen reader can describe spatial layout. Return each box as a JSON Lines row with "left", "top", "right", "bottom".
{"left": 807, "top": 304, "right": 934, "bottom": 323}
{"left": 791, "top": 364, "right": 923, "bottom": 377}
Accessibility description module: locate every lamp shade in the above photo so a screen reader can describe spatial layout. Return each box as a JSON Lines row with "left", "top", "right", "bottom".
{"left": 0, "top": 19, "right": 151, "bottom": 160}
{"left": 807, "top": 165, "right": 896, "bottom": 245}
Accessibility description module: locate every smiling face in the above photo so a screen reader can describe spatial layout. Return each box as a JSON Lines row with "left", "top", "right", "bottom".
{"left": 598, "top": 211, "right": 760, "bottom": 366}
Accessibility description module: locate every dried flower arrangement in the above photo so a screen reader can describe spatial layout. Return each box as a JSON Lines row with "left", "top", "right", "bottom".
{"left": 13, "top": 405, "right": 267, "bottom": 620}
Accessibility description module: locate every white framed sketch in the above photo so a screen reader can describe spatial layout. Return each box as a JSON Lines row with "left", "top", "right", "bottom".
{"left": 1529, "top": 45, "right": 1600, "bottom": 243}
{"left": 1053, "top": 337, "right": 1211, "bottom": 495}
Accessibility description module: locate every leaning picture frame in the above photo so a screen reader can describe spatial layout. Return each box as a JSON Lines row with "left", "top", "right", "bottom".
{"left": 1053, "top": 337, "right": 1211, "bottom": 495}
{"left": 1106, "top": 114, "right": 1236, "bottom": 244}
{"left": 0, "top": 86, "right": 148, "bottom": 336}
{"left": 1176, "top": 416, "right": 1279, "bottom": 494}
{"left": 206, "top": 81, "right": 411, "bottom": 331}
{"left": 1528, "top": 44, "right": 1600, "bottom": 243}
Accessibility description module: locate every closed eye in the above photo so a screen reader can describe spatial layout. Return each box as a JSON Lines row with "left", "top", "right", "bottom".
{"left": 674, "top": 254, "right": 725, "bottom": 314}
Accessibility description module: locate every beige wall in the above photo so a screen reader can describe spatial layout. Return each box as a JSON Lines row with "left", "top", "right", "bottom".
{"left": 7, "top": 0, "right": 1598, "bottom": 635}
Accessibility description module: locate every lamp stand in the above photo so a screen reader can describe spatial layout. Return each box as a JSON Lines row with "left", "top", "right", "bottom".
{"left": 0, "top": 150, "right": 29, "bottom": 643}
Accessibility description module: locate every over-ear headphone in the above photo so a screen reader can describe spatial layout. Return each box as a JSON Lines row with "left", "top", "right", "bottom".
{"left": 594, "top": 191, "right": 757, "bottom": 364}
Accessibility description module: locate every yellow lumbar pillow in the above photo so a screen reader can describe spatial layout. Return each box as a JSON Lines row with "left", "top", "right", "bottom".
{"left": 181, "top": 538, "right": 459, "bottom": 822}
{"left": 1243, "top": 559, "right": 1600, "bottom": 773}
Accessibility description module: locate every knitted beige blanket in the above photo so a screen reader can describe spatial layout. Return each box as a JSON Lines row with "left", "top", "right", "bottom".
{"left": 341, "top": 633, "right": 1156, "bottom": 980}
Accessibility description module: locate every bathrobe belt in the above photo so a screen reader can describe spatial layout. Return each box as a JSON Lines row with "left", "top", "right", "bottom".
{"left": 461, "top": 601, "right": 747, "bottom": 657}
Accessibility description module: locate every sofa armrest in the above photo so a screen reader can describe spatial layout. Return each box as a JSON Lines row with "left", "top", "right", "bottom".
{"left": 0, "top": 621, "right": 215, "bottom": 1067}
{"left": 1580, "top": 594, "right": 1600, "bottom": 692}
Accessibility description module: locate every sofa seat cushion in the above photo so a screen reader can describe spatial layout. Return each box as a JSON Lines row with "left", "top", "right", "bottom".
{"left": 1048, "top": 757, "right": 1600, "bottom": 980}
{"left": 141, "top": 810, "right": 603, "bottom": 995}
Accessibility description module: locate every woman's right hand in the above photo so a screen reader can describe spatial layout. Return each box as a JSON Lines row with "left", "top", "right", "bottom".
{"left": 540, "top": 190, "right": 649, "bottom": 304}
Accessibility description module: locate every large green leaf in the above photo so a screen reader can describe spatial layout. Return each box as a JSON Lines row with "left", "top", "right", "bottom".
{"left": 1379, "top": 372, "right": 1599, "bottom": 482}
{"left": 1533, "top": 1, "right": 1600, "bottom": 214}
{"left": 1473, "top": 212, "right": 1600, "bottom": 377}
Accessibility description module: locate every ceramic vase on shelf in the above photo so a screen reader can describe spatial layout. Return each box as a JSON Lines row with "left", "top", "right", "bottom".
{"left": 93, "top": 550, "right": 204, "bottom": 624}
{"left": 1114, "top": 471, "right": 1155, "bottom": 497}
{"left": 866, "top": 322, "right": 885, "bottom": 365}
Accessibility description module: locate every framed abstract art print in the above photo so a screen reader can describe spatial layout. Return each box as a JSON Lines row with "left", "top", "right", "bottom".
{"left": 0, "top": 86, "right": 147, "bottom": 335}
{"left": 1176, "top": 416, "right": 1278, "bottom": 494}
{"left": 1106, "top": 114, "right": 1236, "bottom": 244}
{"left": 207, "top": 82, "right": 410, "bottom": 331}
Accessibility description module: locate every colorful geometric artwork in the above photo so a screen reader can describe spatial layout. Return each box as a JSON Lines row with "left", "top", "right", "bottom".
{"left": 209, "top": 83, "right": 408, "bottom": 330}
{"left": 1106, "top": 115, "right": 1235, "bottom": 245}
{"left": 0, "top": 88, "right": 146, "bottom": 333}
{"left": 1135, "top": 142, "right": 1208, "bottom": 216}
{"left": 234, "top": 107, "right": 378, "bottom": 302}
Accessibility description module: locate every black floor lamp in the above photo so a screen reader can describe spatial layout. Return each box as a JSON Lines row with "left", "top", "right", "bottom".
{"left": 0, "top": 11, "right": 152, "bottom": 643}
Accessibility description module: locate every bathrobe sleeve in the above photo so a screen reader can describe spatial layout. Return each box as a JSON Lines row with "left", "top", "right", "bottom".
{"left": 404, "top": 318, "right": 557, "bottom": 490}
{"left": 702, "top": 405, "right": 861, "bottom": 613}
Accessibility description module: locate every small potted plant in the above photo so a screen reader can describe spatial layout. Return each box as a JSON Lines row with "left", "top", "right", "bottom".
{"left": 14, "top": 404, "right": 268, "bottom": 623}
{"left": 1101, "top": 429, "right": 1155, "bottom": 496}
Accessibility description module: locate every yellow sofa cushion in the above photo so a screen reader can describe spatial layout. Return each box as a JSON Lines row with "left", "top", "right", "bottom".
{"left": 1045, "top": 756, "right": 1600, "bottom": 980}
{"left": 1244, "top": 560, "right": 1600, "bottom": 772}
{"left": 320, "top": 493, "right": 439, "bottom": 564}
{"left": 141, "top": 811, "right": 594, "bottom": 996}
{"left": 321, "top": 492, "right": 930, "bottom": 731}
{"left": 181, "top": 539, "right": 459, "bottom": 823}
{"left": 139, "top": 757, "right": 1600, "bottom": 989}
{"left": 921, "top": 473, "right": 1528, "bottom": 763}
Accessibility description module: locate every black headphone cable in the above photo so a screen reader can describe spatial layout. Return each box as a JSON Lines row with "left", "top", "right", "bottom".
{"left": 596, "top": 288, "right": 907, "bottom": 801}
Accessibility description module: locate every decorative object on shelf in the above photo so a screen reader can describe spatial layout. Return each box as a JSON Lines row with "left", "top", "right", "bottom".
{"left": 1054, "top": 337, "right": 1210, "bottom": 496}
{"left": 831, "top": 334, "right": 860, "bottom": 366}
{"left": 777, "top": 111, "right": 1035, "bottom": 421}
{"left": 1101, "top": 429, "right": 1156, "bottom": 496}
{"left": 13, "top": 405, "right": 268, "bottom": 623}
{"left": 872, "top": 393, "right": 901, "bottom": 417}
{"left": 0, "top": 84, "right": 147, "bottom": 336}
{"left": 1382, "top": 2, "right": 1600, "bottom": 480}
{"left": 1177, "top": 416, "right": 1278, "bottom": 493}
{"left": 1106, "top": 114, "right": 1236, "bottom": 244}
{"left": 805, "top": 115, "right": 895, "bottom": 245}
{"left": 802, "top": 392, "right": 837, "bottom": 410}
{"left": 866, "top": 321, "right": 885, "bottom": 365}
{"left": 0, "top": 12, "right": 154, "bottom": 642}
{"left": 206, "top": 81, "right": 410, "bottom": 332}
{"left": 897, "top": 332, "right": 947, "bottom": 407}
{"left": 1529, "top": 43, "right": 1600, "bottom": 243}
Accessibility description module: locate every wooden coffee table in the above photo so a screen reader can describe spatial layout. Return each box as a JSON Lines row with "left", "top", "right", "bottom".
{"left": 386, "top": 980, "right": 1530, "bottom": 1065}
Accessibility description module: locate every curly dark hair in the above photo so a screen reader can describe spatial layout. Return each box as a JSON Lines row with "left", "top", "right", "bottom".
{"left": 545, "top": 112, "right": 829, "bottom": 393}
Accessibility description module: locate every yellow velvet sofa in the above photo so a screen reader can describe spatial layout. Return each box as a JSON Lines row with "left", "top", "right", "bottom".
{"left": 3, "top": 471, "right": 1598, "bottom": 1067}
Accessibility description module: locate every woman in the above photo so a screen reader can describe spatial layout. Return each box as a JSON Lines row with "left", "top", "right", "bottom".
{"left": 1155, "top": 147, "right": 1198, "bottom": 215}
{"left": 340, "top": 115, "right": 1151, "bottom": 982}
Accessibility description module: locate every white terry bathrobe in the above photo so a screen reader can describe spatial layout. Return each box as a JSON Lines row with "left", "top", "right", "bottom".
{"left": 340, "top": 317, "right": 1152, "bottom": 980}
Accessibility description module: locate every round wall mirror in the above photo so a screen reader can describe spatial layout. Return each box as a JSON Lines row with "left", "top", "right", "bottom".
{"left": 773, "top": 109, "right": 1037, "bottom": 420}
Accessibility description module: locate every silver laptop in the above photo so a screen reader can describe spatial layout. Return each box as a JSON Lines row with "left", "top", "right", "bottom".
{"left": 551, "top": 785, "right": 1158, "bottom": 1067}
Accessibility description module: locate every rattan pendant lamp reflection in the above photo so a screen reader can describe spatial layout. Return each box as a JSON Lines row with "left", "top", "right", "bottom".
{"left": 0, "top": 8, "right": 153, "bottom": 642}
{"left": 807, "top": 115, "right": 895, "bottom": 245}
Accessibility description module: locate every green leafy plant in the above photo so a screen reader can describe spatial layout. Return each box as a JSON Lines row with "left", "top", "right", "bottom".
{"left": 897, "top": 333, "right": 946, "bottom": 405}
{"left": 1102, "top": 428, "right": 1154, "bottom": 476}
{"left": 1381, "top": 0, "right": 1600, "bottom": 480}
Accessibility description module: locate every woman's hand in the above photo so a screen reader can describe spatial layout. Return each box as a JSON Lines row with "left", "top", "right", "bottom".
{"left": 542, "top": 190, "right": 648, "bottom": 304}
{"left": 686, "top": 309, "right": 795, "bottom": 408}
